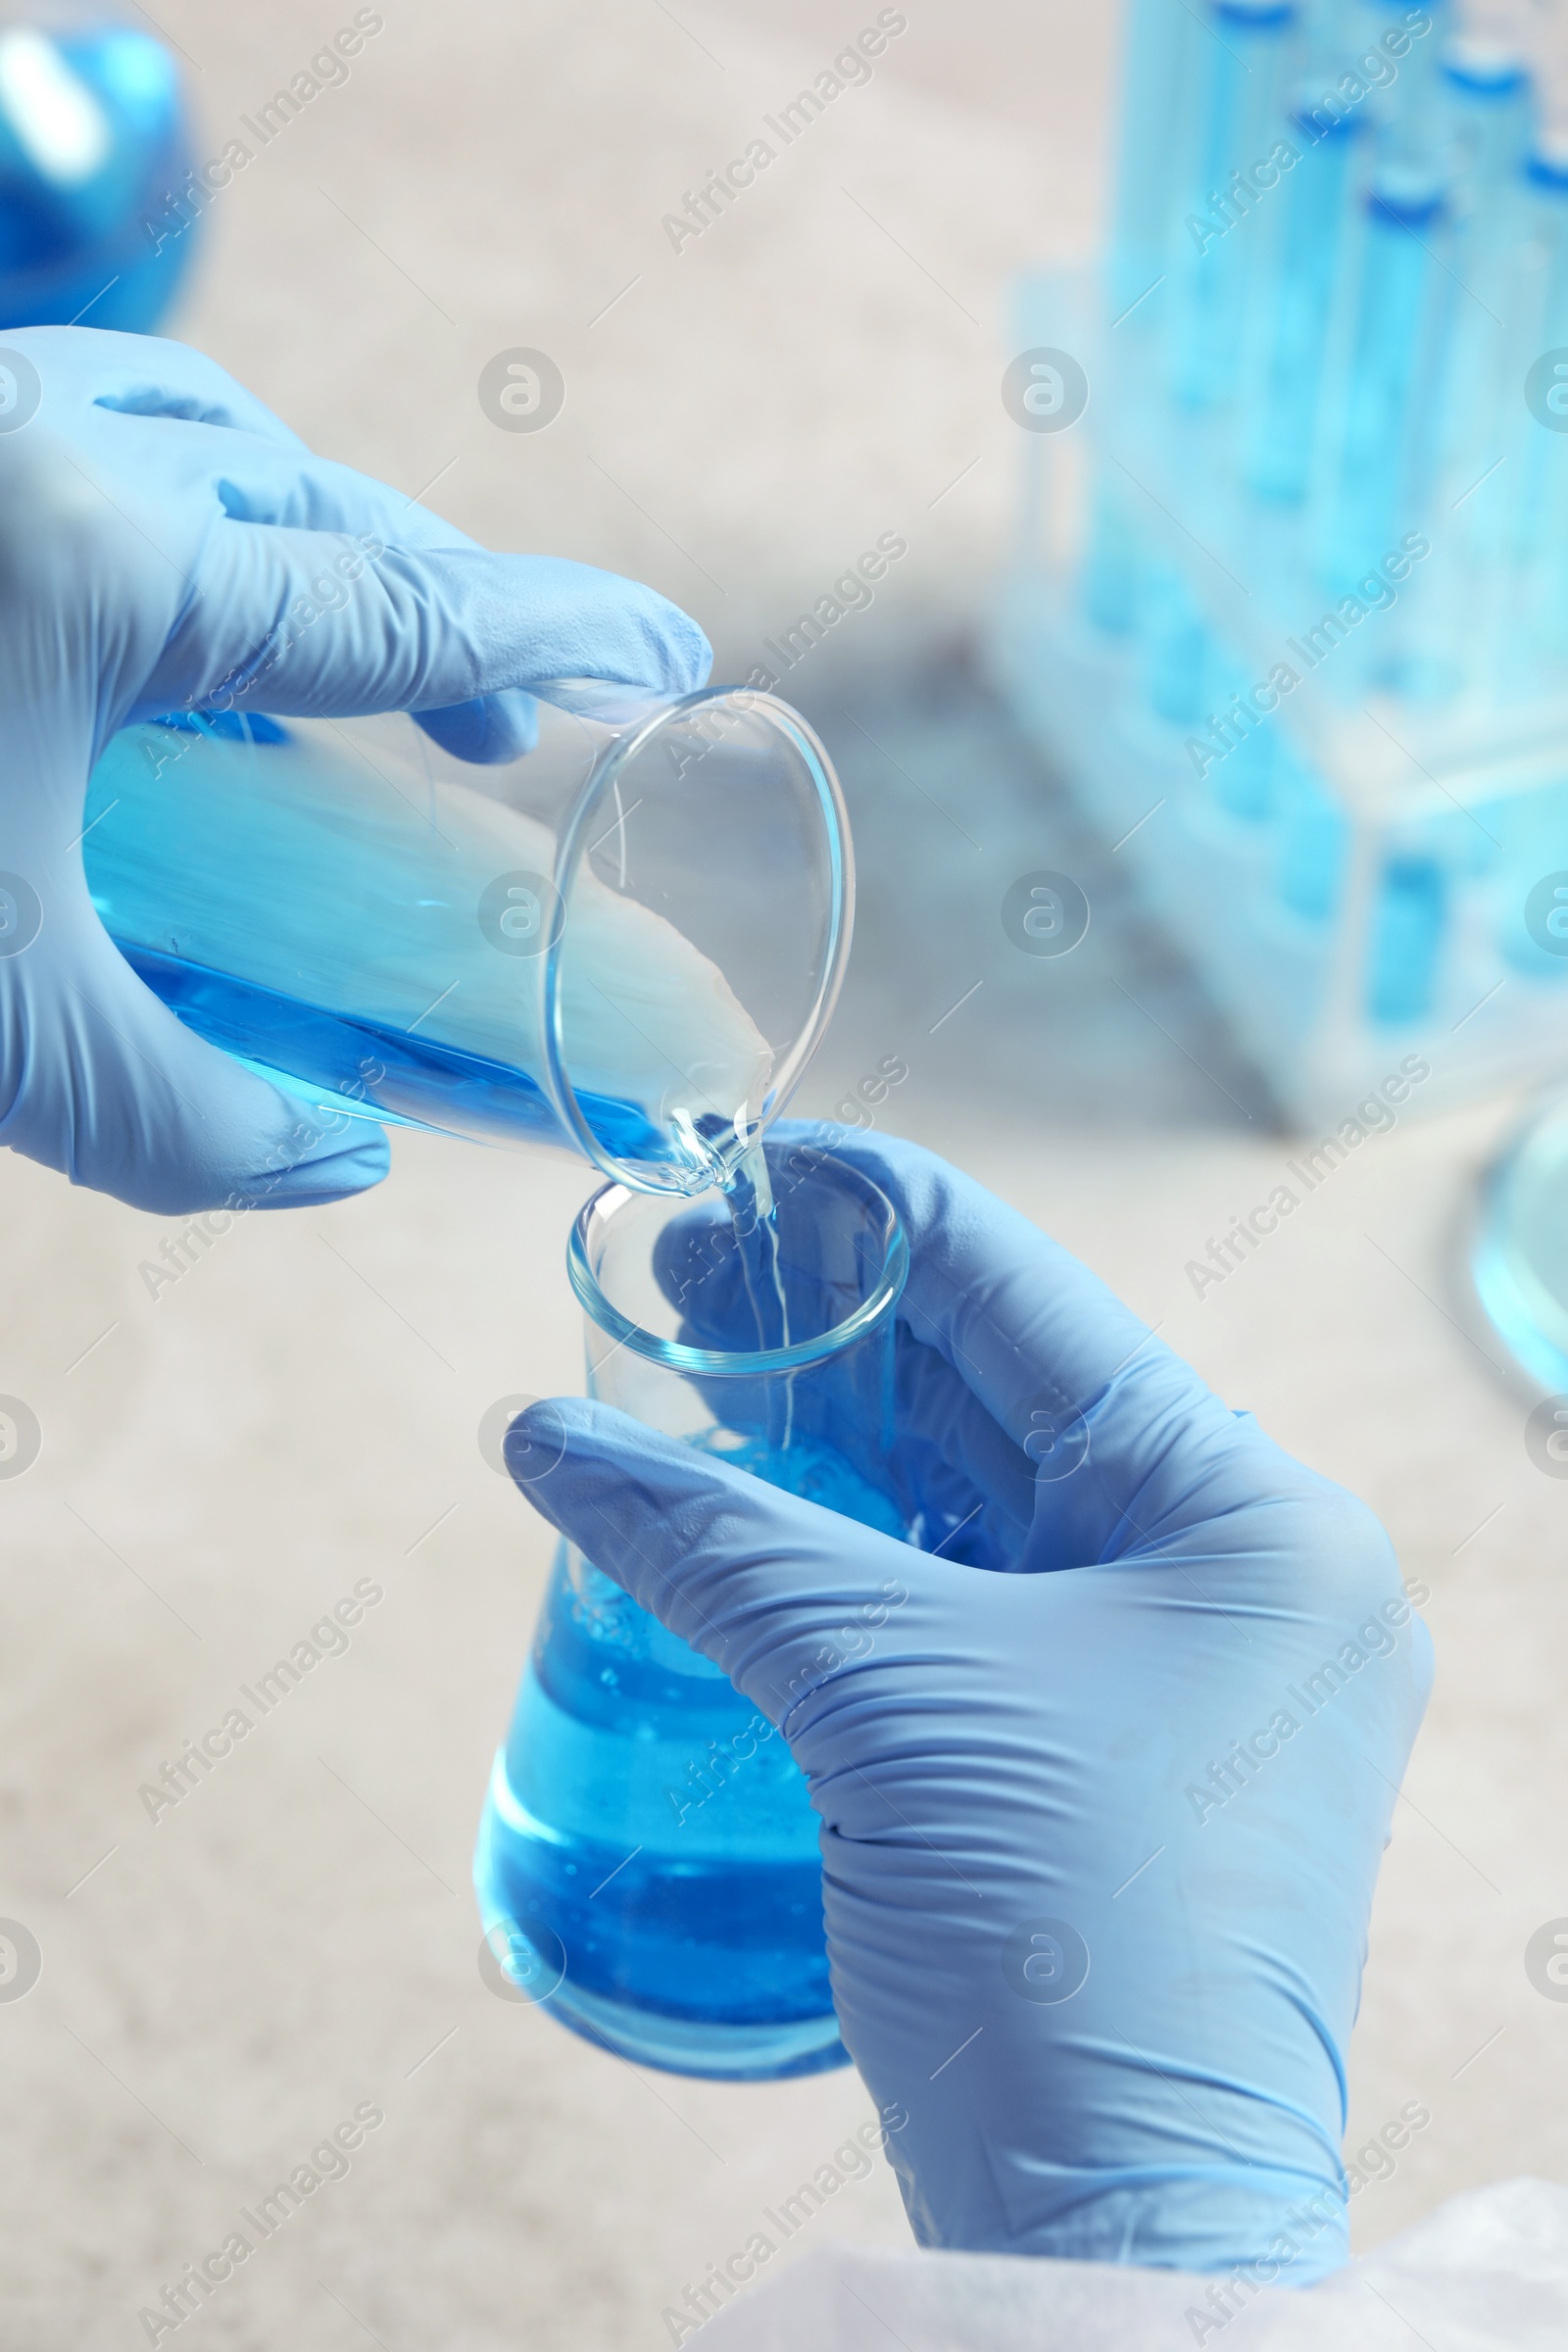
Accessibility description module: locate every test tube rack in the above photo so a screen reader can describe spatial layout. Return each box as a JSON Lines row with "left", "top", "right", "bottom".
{"left": 990, "top": 0, "right": 1568, "bottom": 1126}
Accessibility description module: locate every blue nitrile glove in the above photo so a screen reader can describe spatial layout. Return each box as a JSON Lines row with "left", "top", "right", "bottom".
{"left": 0, "top": 327, "right": 710, "bottom": 1212}
{"left": 508, "top": 1133, "right": 1433, "bottom": 2285}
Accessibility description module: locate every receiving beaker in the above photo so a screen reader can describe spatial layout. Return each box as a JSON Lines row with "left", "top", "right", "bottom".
{"left": 473, "top": 1141, "right": 912, "bottom": 2080}
{"left": 80, "top": 681, "right": 852, "bottom": 1198}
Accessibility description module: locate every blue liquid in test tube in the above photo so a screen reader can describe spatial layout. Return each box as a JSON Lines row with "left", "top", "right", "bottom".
{"left": 1276, "top": 758, "right": 1350, "bottom": 918}
{"left": 1317, "top": 178, "right": 1453, "bottom": 592}
{"left": 1486, "top": 146, "right": 1568, "bottom": 700}
{"left": 1140, "top": 560, "right": 1212, "bottom": 723}
{"left": 1398, "top": 39, "right": 1532, "bottom": 701}
{"left": 1367, "top": 852, "right": 1446, "bottom": 1022}
{"left": 1170, "top": 2, "right": 1299, "bottom": 413}
{"left": 1206, "top": 655, "right": 1279, "bottom": 818}
{"left": 1246, "top": 0, "right": 1367, "bottom": 501}
{"left": 1106, "top": 0, "right": 1210, "bottom": 324}
{"left": 1247, "top": 68, "right": 1366, "bottom": 497}
{"left": 1081, "top": 480, "right": 1142, "bottom": 633}
{"left": 1318, "top": 4, "right": 1456, "bottom": 591}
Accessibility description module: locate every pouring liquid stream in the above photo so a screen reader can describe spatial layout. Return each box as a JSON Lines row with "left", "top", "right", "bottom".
{"left": 723, "top": 1136, "right": 796, "bottom": 1452}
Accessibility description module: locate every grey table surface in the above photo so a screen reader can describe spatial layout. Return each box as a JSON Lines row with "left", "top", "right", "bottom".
{"left": 3, "top": 5, "right": 1565, "bottom": 2347}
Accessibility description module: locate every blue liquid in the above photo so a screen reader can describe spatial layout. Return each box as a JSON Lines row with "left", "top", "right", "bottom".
{"left": 79, "top": 719, "right": 695, "bottom": 1169}
{"left": 0, "top": 26, "right": 196, "bottom": 333}
{"left": 1081, "top": 484, "right": 1141, "bottom": 636}
{"left": 1211, "top": 716, "right": 1276, "bottom": 823}
{"left": 1367, "top": 854, "right": 1446, "bottom": 1023}
{"left": 722, "top": 1141, "right": 792, "bottom": 1371}
{"left": 476, "top": 1433, "right": 906, "bottom": 2080}
{"left": 1104, "top": 0, "right": 1203, "bottom": 325}
{"left": 1277, "top": 763, "right": 1349, "bottom": 921}
{"left": 1140, "top": 563, "right": 1211, "bottom": 724}
{"left": 105, "top": 940, "right": 663, "bottom": 1165}
{"left": 1247, "top": 114, "right": 1360, "bottom": 502}
{"left": 1319, "top": 184, "right": 1450, "bottom": 590}
{"left": 1167, "top": 2, "right": 1296, "bottom": 413}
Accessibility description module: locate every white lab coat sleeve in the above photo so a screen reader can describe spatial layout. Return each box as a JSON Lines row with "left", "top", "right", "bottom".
{"left": 688, "top": 2179, "right": 1568, "bottom": 2352}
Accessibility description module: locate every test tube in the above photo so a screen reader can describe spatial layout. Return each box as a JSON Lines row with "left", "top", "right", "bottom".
{"left": 1396, "top": 0, "right": 1538, "bottom": 494}
{"left": 1105, "top": 0, "right": 1212, "bottom": 326}
{"left": 1366, "top": 851, "right": 1447, "bottom": 1021}
{"left": 1528, "top": 25, "right": 1568, "bottom": 682}
{"left": 1168, "top": 2, "right": 1302, "bottom": 413}
{"left": 1139, "top": 557, "right": 1213, "bottom": 722}
{"left": 1480, "top": 64, "right": 1568, "bottom": 706}
{"left": 1080, "top": 478, "right": 1144, "bottom": 634}
{"left": 1276, "top": 753, "right": 1351, "bottom": 918}
{"left": 1315, "top": 3, "right": 1458, "bottom": 594}
{"left": 1209, "top": 680, "right": 1280, "bottom": 818}
{"left": 1246, "top": 1, "right": 1371, "bottom": 502}
{"left": 1367, "top": 24, "right": 1533, "bottom": 702}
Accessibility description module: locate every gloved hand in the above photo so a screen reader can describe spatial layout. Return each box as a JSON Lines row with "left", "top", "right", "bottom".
{"left": 0, "top": 327, "right": 710, "bottom": 1212}
{"left": 509, "top": 1133, "right": 1433, "bottom": 2285}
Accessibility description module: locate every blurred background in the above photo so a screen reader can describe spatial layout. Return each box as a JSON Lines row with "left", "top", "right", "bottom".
{"left": 2, "top": 2, "right": 1567, "bottom": 2345}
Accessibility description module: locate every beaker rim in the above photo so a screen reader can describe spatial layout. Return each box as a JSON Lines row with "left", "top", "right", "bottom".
{"left": 540, "top": 684, "right": 854, "bottom": 1198}
{"left": 565, "top": 1150, "right": 908, "bottom": 1376}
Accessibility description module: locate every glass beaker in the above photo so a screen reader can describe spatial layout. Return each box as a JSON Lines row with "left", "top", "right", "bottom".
{"left": 81, "top": 680, "right": 851, "bottom": 1199}
{"left": 474, "top": 1141, "right": 912, "bottom": 2080}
